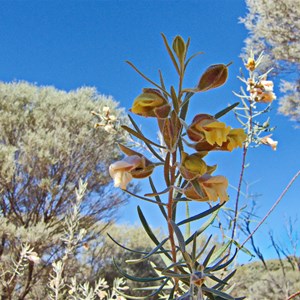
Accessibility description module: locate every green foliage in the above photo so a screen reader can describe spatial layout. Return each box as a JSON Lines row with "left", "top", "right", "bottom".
{"left": 0, "top": 81, "right": 129, "bottom": 299}
{"left": 232, "top": 259, "right": 300, "bottom": 300}
{"left": 241, "top": 0, "right": 300, "bottom": 124}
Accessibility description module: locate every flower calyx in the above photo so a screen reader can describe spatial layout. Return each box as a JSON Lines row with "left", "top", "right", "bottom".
{"left": 158, "top": 111, "right": 182, "bottom": 152}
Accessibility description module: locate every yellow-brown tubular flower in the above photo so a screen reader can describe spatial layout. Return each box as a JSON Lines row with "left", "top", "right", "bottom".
{"left": 183, "top": 174, "right": 229, "bottom": 204}
{"left": 109, "top": 155, "right": 154, "bottom": 189}
{"left": 219, "top": 128, "right": 247, "bottom": 151}
{"left": 130, "top": 88, "right": 169, "bottom": 117}
{"left": 179, "top": 152, "right": 207, "bottom": 180}
{"left": 187, "top": 114, "right": 231, "bottom": 146}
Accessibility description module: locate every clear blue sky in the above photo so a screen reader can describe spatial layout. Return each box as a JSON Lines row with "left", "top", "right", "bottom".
{"left": 0, "top": 0, "right": 299, "bottom": 261}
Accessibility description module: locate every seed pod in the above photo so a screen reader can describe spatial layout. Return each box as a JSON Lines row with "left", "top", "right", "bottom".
{"left": 197, "top": 64, "right": 229, "bottom": 92}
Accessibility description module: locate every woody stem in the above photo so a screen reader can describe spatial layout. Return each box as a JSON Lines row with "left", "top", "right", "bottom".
{"left": 167, "top": 151, "right": 178, "bottom": 283}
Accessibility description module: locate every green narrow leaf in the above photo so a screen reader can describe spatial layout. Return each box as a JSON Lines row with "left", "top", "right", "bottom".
{"left": 177, "top": 136, "right": 184, "bottom": 155}
{"left": 214, "top": 102, "right": 239, "bottom": 119}
{"left": 232, "top": 240, "right": 254, "bottom": 257}
{"left": 212, "top": 249, "right": 237, "bottom": 272}
{"left": 113, "top": 258, "right": 166, "bottom": 283}
{"left": 126, "top": 60, "right": 170, "bottom": 97}
{"left": 159, "top": 70, "right": 169, "bottom": 100}
{"left": 126, "top": 238, "right": 169, "bottom": 264}
{"left": 122, "top": 125, "right": 165, "bottom": 149}
{"left": 202, "top": 286, "right": 235, "bottom": 300}
{"left": 161, "top": 271, "right": 190, "bottom": 279}
{"left": 185, "top": 210, "right": 219, "bottom": 245}
{"left": 124, "top": 189, "right": 167, "bottom": 206}
{"left": 107, "top": 233, "right": 148, "bottom": 255}
{"left": 203, "top": 246, "right": 216, "bottom": 267}
{"left": 177, "top": 203, "right": 223, "bottom": 226}
{"left": 170, "top": 220, "right": 186, "bottom": 252}
{"left": 184, "top": 51, "right": 204, "bottom": 71}
{"left": 149, "top": 177, "right": 168, "bottom": 220}
{"left": 129, "top": 278, "right": 170, "bottom": 296}
{"left": 170, "top": 86, "right": 179, "bottom": 113}
{"left": 212, "top": 270, "right": 237, "bottom": 290}
{"left": 179, "top": 91, "right": 194, "bottom": 120}
{"left": 208, "top": 241, "right": 231, "bottom": 265}
{"left": 161, "top": 33, "right": 180, "bottom": 75}
{"left": 128, "top": 114, "right": 165, "bottom": 162}
{"left": 191, "top": 230, "right": 198, "bottom": 261}
{"left": 196, "top": 235, "right": 213, "bottom": 261}
{"left": 184, "top": 37, "right": 191, "bottom": 61}
{"left": 205, "top": 254, "right": 229, "bottom": 272}
{"left": 207, "top": 273, "right": 229, "bottom": 285}
{"left": 185, "top": 201, "right": 191, "bottom": 238}
{"left": 144, "top": 186, "right": 170, "bottom": 197}
{"left": 137, "top": 206, "right": 173, "bottom": 262}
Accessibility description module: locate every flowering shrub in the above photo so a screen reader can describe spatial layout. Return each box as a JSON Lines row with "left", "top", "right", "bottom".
{"left": 108, "top": 34, "right": 249, "bottom": 299}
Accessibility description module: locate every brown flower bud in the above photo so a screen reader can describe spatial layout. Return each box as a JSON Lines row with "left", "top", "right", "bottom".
{"left": 197, "top": 64, "right": 229, "bottom": 92}
{"left": 245, "top": 57, "right": 255, "bottom": 71}
{"left": 172, "top": 35, "right": 186, "bottom": 64}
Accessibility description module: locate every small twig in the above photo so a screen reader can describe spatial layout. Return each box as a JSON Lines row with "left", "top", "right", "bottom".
{"left": 286, "top": 291, "right": 300, "bottom": 300}
{"left": 240, "top": 170, "right": 300, "bottom": 249}
{"left": 229, "top": 145, "right": 248, "bottom": 254}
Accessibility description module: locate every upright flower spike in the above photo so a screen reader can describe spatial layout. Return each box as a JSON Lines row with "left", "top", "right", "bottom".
{"left": 197, "top": 64, "right": 229, "bottom": 92}
{"left": 187, "top": 114, "right": 231, "bottom": 146}
{"left": 130, "top": 88, "right": 169, "bottom": 117}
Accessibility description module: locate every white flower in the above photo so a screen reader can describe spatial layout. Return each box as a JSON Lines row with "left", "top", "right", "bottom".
{"left": 104, "top": 124, "right": 116, "bottom": 133}
{"left": 260, "top": 135, "right": 278, "bottom": 150}
{"left": 102, "top": 106, "right": 110, "bottom": 113}
{"left": 109, "top": 114, "right": 117, "bottom": 121}
{"left": 26, "top": 252, "right": 41, "bottom": 264}
{"left": 109, "top": 155, "right": 142, "bottom": 189}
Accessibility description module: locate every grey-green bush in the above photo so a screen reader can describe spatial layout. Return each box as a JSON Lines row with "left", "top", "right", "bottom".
{"left": 0, "top": 81, "right": 128, "bottom": 299}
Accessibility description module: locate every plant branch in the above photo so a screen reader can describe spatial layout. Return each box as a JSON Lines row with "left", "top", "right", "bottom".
{"left": 240, "top": 170, "right": 300, "bottom": 250}
{"left": 287, "top": 291, "right": 300, "bottom": 300}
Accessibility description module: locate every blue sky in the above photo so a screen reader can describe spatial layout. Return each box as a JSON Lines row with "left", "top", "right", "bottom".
{"left": 0, "top": 0, "right": 299, "bottom": 261}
